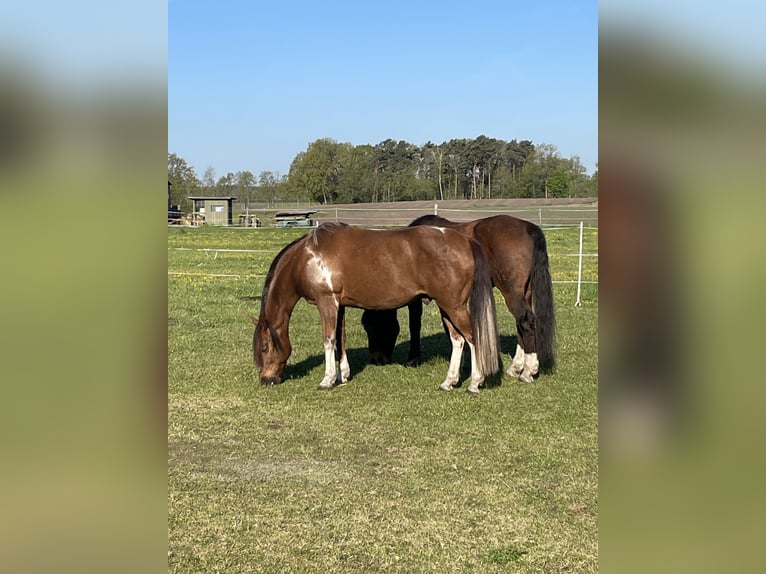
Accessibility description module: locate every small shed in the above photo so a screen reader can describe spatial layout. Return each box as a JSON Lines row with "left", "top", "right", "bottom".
{"left": 274, "top": 210, "right": 318, "bottom": 228}
{"left": 188, "top": 196, "right": 237, "bottom": 226}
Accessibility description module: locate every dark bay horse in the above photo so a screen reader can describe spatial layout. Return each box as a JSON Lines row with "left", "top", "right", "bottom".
{"left": 362, "top": 214, "right": 555, "bottom": 382}
{"left": 253, "top": 222, "right": 500, "bottom": 394}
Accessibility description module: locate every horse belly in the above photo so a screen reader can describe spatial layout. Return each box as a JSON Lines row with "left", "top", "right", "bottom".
{"left": 340, "top": 281, "right": 420, "bottom": 310}
{"left": 338, "top": 259, "right": 423, "bottom": 308}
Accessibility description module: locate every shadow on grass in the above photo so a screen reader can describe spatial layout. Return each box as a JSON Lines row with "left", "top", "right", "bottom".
{"left": 281, "top": 332, "right": 520, "bottom": 389}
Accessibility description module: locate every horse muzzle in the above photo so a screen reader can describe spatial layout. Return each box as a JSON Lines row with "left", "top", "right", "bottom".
{"left": 260, "top": 376, "right": 282, "bottom": 385}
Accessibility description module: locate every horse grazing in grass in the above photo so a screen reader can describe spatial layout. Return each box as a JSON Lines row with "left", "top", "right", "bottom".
{"left": 362, "top": 214, "right": 556, "bottom": 382}
{"left": 253, "top": 222, "right": 500, "bottom": 394}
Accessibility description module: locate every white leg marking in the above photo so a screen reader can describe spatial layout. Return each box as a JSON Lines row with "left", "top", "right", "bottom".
{"left": 318, "top": 339, "right": 337, "bottom": 389}
{"left": 339, "top": 351, "right": 350, "bottom": 383}
{"left": 439, "top": 334, "right": 464, "bottom": 391}
{"left": 520, "top": 352, "right": 539, "bottom": 383}
{"left": 466, "top": 341, "right": 484, "bottom": 395}
{"left": 508, "top": 344, "right": 525, "bottom": 378}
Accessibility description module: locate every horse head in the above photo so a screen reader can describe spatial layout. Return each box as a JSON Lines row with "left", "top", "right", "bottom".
{"left": 252, "top": 316, "right": 291, "bottom": 384}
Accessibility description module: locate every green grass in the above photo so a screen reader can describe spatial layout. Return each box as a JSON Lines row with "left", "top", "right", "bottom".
{"left": 168, "top": 225, "right": 598, "bottom": 573}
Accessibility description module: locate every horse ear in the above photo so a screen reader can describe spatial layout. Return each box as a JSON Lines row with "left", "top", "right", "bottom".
{"left": 250, "top": 315, "right": 258, "bottom": 325}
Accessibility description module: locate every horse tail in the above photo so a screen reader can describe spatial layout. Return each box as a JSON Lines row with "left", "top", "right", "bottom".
{"left": 468, "top": 239, "right": 500, "bottom": 376}
{"left": 530, "top": 224, "right": 557, "bottom": 373}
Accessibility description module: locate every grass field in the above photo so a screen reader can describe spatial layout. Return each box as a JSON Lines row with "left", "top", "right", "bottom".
{"left": 168, "top": 222, "right": 598, "bottom": 573}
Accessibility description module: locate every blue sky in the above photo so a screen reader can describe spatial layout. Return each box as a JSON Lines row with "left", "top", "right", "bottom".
{"left": 169, "top": 0, "right": 598, "bottom": 178}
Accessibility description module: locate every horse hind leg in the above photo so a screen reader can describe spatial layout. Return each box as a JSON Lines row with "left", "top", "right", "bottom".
{"left": 465, "top": 340, "right": 484, "bottom": 395}
{"left": 505, "top": 292, "right": 538, "bottom": 383}
{"left": 516, "top": 307, "right": 538, "bottom": 383}
{"left": 438, "top": 315, "right": 465, "bottom": 393}
{"left": 508, "top": 341, "right": 526, "bottom": 378}
{"left": 438, "top": 309, "right": 484, "bottom": 395}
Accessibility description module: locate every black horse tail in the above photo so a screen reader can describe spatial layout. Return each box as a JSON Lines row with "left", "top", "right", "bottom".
{"left": 468, "top": 239, "right": 500, "bottom": 377}
{"left": 530, "top": 224, "right": 556, "bottom": 373}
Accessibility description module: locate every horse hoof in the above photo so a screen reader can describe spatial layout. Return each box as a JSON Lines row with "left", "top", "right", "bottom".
{"left": 519, "top": 372, "right": 535, "bottom": 383}
{"left": 507, "top": 366, "right": 523, "bottom": 378}
{"left": 466, "top": 388, "right": 480, "bottom": 396}
{"left": 438, "top": 384, "right": 453, "bottom": 392}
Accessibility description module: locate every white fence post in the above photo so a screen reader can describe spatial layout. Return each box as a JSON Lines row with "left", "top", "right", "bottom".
{"left": 434, "top": 203, "right": 438, "bottom": 215}
{"left": 575, "top": 221, "right": 584, "bottom": 307}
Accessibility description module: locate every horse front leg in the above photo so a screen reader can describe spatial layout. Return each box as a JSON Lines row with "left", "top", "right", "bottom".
{"left": 405, "top": 298, "right": 423, "bottom": 367}
{"left": 317, "top": 301, "right": 340, "bottom": 389}
{"left": 336, "top": 305, "right": 350, "bottom": 383}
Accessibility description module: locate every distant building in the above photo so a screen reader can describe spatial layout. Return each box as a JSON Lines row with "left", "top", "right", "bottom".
{"left": 188, "top": 196, "right": 237, "bottom": 226}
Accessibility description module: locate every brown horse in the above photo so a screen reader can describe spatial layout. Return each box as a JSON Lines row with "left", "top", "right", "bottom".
{"left": 253, "top": 222, "right": 500, "bottom": 394}
{"left": 362, "top": 214, "right": 555, "bottom": 382}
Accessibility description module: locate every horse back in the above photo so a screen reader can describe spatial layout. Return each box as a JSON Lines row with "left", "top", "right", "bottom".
{"left": 301, "top": 224, "right": 475, "bottom": 309}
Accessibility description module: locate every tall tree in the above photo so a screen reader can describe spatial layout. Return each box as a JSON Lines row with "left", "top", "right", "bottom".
{"left": 287, "top": 138, "right": 342, "bottom": 204}
{"left": 546, "top": 168, "right": 571, "bottom": 198}
{"left": 185, "top": 136, "right": 596, "bottom": 206}
{"left": 217, "top": 172, "right": 236, "bottom": 197}
{"left": 258, "top": 171, "right": 279, "bottom": 206}
{"left": 374, "top": 139, "right": 418, "bottom": 201}
{"left": 202, "top": 166, "right": 217, "bottom": 194}
{"left": 167, "top": 153, "right": 200, "bottom": 210}
{"left": 525, "top": 143, "right": 562, "bottom": 198}
{"left": 422, "top": 141, "right": 445, "bottom": 200}
{"left": 235, "top": 171, "right": 256, "bottom": 211}
{"left": 442, "top": 139, "right": 470, "bottom": 199}
{"left": 333, "top": 143, "right": 375, "bottom": 203}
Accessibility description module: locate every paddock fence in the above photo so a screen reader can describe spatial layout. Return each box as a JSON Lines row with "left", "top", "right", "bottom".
{"left": 313, "top": 203, "right": 598, "bottom": 229}
{"left": 169, "top": 201, "right": 598, "bottom": 305}
{"left": 169, "top": 198, "right": 599, "bottom": 229}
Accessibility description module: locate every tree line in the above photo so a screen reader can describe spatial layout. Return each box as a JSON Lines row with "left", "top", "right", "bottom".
{"left": 168, "top": 136, "right": 597, "bottom": 211}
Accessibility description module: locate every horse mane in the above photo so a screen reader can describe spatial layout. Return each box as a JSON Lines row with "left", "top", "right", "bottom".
{"left": 260, "top": 223, "right": 349, "bottom": 321}
{"left": 255, "top": 223, "right": 351, "bottom": 364}
{"left": 409, "top": 214, "right": 454, "bottom": 227}
{"left": 259, "top": 235, "right": 307, "bottom": 318}
{"left": 307, "top": 221, "right": 349, "bottom": 245}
